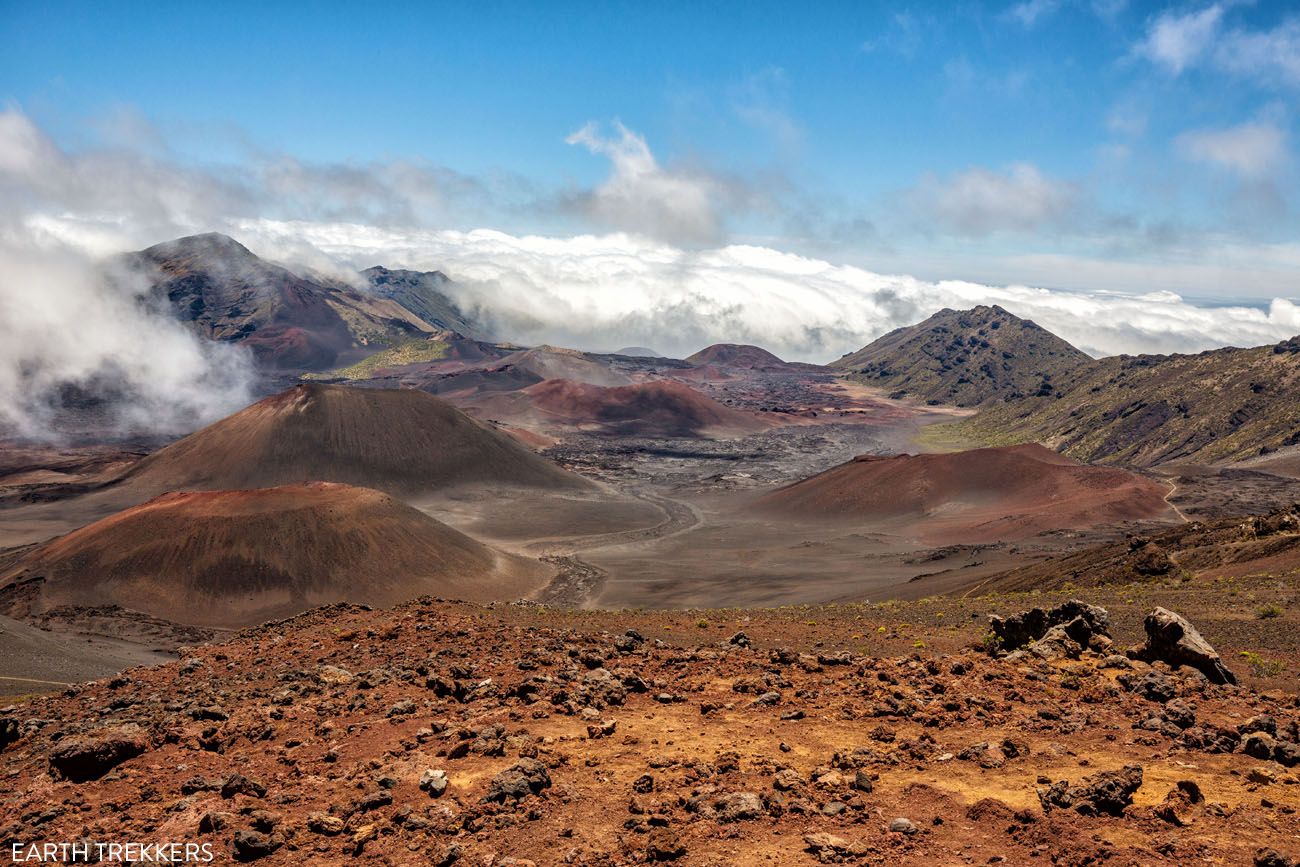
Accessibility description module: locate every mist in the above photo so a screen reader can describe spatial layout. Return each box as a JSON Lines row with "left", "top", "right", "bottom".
{"left": 0, "top": 233, "right": 254, "bottom": 441}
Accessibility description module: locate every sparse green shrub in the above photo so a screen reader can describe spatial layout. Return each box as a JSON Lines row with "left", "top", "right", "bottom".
{"left": 1240, "top": 650, "right": 1285, "bottom": 677}
{"left": 1256, "top": 604, "right": 1283, "bottom": 619}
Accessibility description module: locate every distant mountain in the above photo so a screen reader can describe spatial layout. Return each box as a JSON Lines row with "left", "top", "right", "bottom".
{"left": 954, "top": 336, "right": 1300, "bottom": 467}
{"left": 830, "top": 305, "right": 1091, "bottom": 406}
{"left": 362, "top": 266, "right": 486, "bottom": 340}
{"left": 123, "top": 233, "right": 439, "bottom": 371}
{"left": 686, "top": 343, "right": 789, "bottom": 369}
{"left": 613, "top": 346, "right": 665, "bottom": 358}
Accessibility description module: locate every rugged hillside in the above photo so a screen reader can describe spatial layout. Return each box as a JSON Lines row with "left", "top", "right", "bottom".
{"left": 753, "top": 443, "right": 1172, "bottom": 541}
{"left": 830, "top": 305, "right": 1091, "bottom": 406}
{"left": 123, "top": 234, "right": 436, "bottom": 371}
{"left": 0, "top": 483, "right": 548, "bottom": 627}
{"left": 362, "top": 266, "right": 485, "bottom": 339}
{"left": 111, "top": 383, "right": 588, "bottom": 498}
{"left": 969, "top": 505, "right": 1300, "bottom": 595}
{"left": 952, "top": 337, "right": 1300, "bottom": 467}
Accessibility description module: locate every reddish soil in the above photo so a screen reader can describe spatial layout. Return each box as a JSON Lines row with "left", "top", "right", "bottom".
{"left": 753, "top": 443, "right": 1174, "bottom": 542}
{"left": 521, "top": 379, "right": 775, "bottom": 438}
{"left": 0, "top": 483, "right": 550, "bottom": 628}
{"left": 111, "top": 383, "right": 588, "bottom": 499}
{"left": 1, "top": 598, "right": 1296, "bottom": 866}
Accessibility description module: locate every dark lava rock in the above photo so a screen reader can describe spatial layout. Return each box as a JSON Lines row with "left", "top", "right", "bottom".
{"left": 1, "top": 716, "right": 21, "bottom": 749}
{"left": 714, "top": 791, "right": 765, "bottom": 822}
{"left": 232, "top": 829, "right": 283, "bottom": 862}
{"left": 990, "top": 600, "right": 1111, "bottom": 652}
{"left": 48, "top": 725, "right": 149, "bottom": 782}
{"left": 220, "top": 773, "right": 267, "bottom": 799}
{"left": 1127, "top": 607, "right": 1236, "bottom": 685}
{"left": 1119, "top": 670, "right": 1178, "bottom": 703}
{"left": 1256, "top": 849, "right": 1299, "bottom": 867}
{"left": 484, "top": 758, "right": 552, "bottom": 803}
{"left": 1039, "top": 764, "right": 1143, "bottom": 816}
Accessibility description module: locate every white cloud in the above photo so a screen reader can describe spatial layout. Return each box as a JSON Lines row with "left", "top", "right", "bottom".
{"left": 1217, "top": 18, "right": 1300, "bottom": 87}
{"left": 1007, "top": 0, "right": 1061, "bottom": 28}
{"left": 1137, "top": 6, "right": 1300, "bottom": 87}
{"left": 907, "top": 163, "right": 1081, "bottom": 236}
{"left": 1137, "top": 4, "right": 1225, "bottom": 74}
{"left": 235, "top": 219, "right": 1300, "bottom": 362}
{"left": 563, "top": 121, "right": 738, "bottom": 246}
{"left": 1177, "top": 122, "right": 1288, "bottom": 178}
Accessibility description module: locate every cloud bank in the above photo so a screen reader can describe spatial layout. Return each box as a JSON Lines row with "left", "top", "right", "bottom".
{"left": 241, "top": 219, "right": 1300, "bottom": 362}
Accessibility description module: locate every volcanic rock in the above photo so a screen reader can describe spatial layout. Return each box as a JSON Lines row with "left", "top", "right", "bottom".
{"left": 484, "top": 758, "right": 552, "bottom": 803}
{"left": 990, "top": 599, "right": 1111, "bottom": 652}
{"left": 48, "top": 724, "right": 149, "bottom": 782}
{"left": 1128, "top": 607, "right": 1237, "bottom": 685}
{"left": 1038, "top": 765, "right": 1143, "bottom": 816}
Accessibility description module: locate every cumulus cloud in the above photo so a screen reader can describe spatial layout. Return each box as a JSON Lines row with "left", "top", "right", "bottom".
{"left": 907, "top": 164, "right": 1081, "bottom": 236}
{"left": 1217, "top": 18, "right": 1300, "bottom": 87}
{"left": 239, "top": 219, "right": 1300, "bottom": 362}
{"left": 1137, "top": 4, "right": 1225, "bottom": 74}
{"left": 1137, "top": 5, "right": 1300, "bottom": 87}
{"left": 1177, "top": 122, "right": 1288, "bottom": 179}
{"left": 562, "top": 121, "right": 745, "bottom": 245}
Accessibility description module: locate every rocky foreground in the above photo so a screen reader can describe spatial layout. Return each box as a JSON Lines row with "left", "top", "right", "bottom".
{"left": 2, "top": 599, "right": 1299, "bottom": 866}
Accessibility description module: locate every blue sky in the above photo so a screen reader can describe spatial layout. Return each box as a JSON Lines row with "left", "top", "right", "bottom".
{"left": 2, "top": 0, "right": 1299, "bottom": 304}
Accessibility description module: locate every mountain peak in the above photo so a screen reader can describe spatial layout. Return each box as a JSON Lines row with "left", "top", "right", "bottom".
{"left": 142, "top": 232, "right": 256, "bottom": 262}
{"left": 830, "top": 305, "right": 1088, "bottom": 406}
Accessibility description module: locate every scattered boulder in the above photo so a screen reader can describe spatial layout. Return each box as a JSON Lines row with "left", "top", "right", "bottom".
{"left": 889, "top": 817, "right": 918, "bottom": 835}
{"left": 805, "top": 832, "right": 869, "bottom": 859}
{"left": 220, "top": 773, "right": 267, "bottom": 799}
{"left": 1127, "top": 608, "right": 1236, "bottom": 685}
{"left": 307, "top": 813, "right": 345, "bottom": 835}
{"left": 232, "top": 830, "right": 282, "bottom": 862}
{"left": 419, "top": 768, "right": 449, "bottom": 797}
{"left": 715, "top": 791, "right": 765, "bottom": 822}
{"left": 484, "top": 758, "right": 552, "bottom": 803}
{"left": 1039, "top": 765, "right": 1143, "bottom": 816}
{"left": 48, "top": 725, "right": 149, "bottom": 782}
{"left": 0, "top": 716, "right": 18, "bottom": 750}
{"left": 1153, "top": 780, "right": 1203, "bottom": 825}
{"left": 990, "top": 600, "right": 1111, "bottom": 653}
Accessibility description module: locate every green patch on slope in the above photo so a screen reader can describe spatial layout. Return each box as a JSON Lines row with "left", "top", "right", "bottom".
{"left": 306, "top": 338, "right": 450, "bottom": 381}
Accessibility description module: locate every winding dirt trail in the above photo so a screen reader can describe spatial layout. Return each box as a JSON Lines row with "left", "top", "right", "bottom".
{"left": 528, "top": 486, "right": 705, "bottom": 607}
{"left": 1164, "top": 478, "right": 1192, "bottom": 523}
